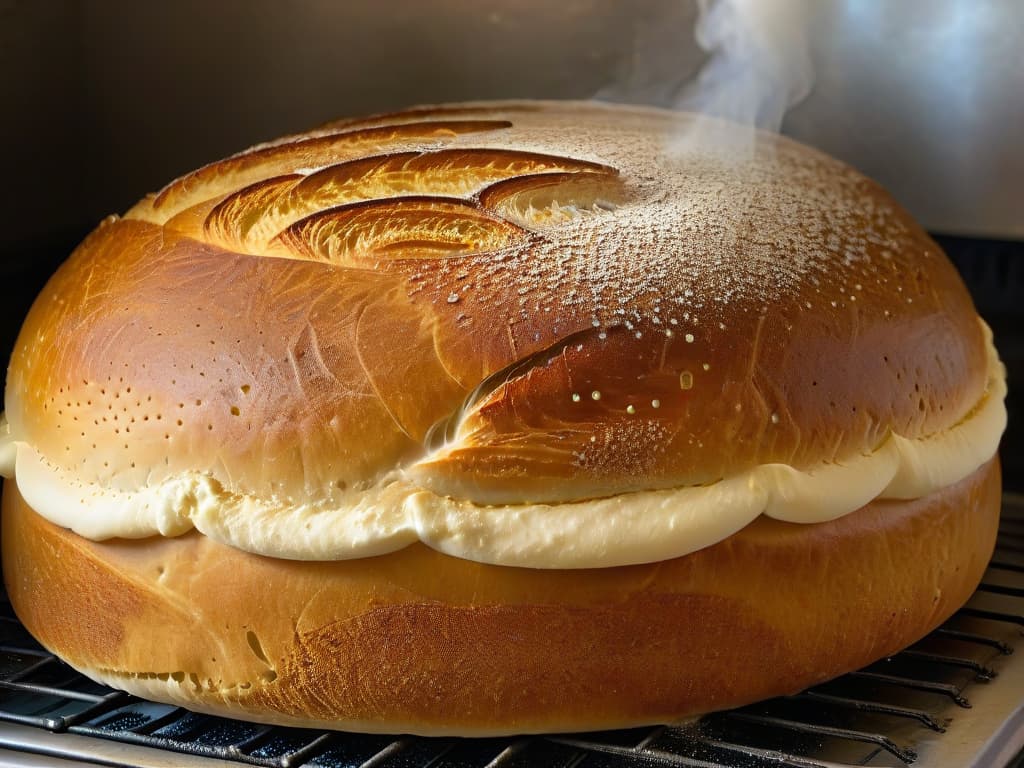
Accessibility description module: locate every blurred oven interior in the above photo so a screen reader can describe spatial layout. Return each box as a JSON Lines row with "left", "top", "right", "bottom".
{"left": 0, "top": 2, "right": 1022, "bottom": 766}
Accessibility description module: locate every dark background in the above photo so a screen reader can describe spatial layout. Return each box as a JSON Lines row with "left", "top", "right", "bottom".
{"left": 1, "top": 0, "right": 1021, "bottom": 486}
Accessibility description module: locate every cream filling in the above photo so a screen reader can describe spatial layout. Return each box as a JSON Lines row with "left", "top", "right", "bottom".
{"left": 0, "top": 323, "right": 1007, "bottom": 569}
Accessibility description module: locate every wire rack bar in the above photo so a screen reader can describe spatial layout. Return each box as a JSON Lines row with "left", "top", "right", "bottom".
{"left": 844, "top": 671, "right": 970, "bottom": 707}
{"left": 550, "top": 734, "right": 797, "bottom": 768}
{"left": 0, "top": 679, "right": 106, "bottom": 704}
{"left": 0, "top": 710, "right": 70, "bottom": 732}
{"left": 67, "top": 725, "right": 280, "bottom": 767}
{"left": 931, "top": 627, "right": 1015, "bottom": 654}
{"left": 895, "top": 649, "right": 997, "bottom": 679}
{"left": 58, "top": 692, "right": 135, "bottom": 731}
{"left": 678, "top": 737, "right": 836, "bottom": 768}
{"left": 223, "top": 725, "right": 276, "bottom": 757}
{"left": 719, "top": 712, "right": 916, "bottom": 763}
{"left": 130, "top": 707, "right": 191, "bottom": 736}
{"left": 958, "top": 607, "right": 1024, "bottom": 627}
{"left": 635, "top": 725, "right": 669, "bottom": 750}
{"left": 620, "top": 729, "right": 840, "bottom": 768}
{"left": 277, "top": 732, "right": 336, "bottom": 768}
{"left": 0, "top": 646, "right": 49, "bottom": 659}
{"left": 357, "top": 738, "right": 417, "bottom": 768}
{"left": 791, "top": 691, "right": 946, "bottom": 732}
{"left": 977, "top": 582, "right": 1024, "bottom": 598}
{"left": 2, "top": 657, "right": 57, "bottom": 684}
{"left": 481, "top": 739, "right": 532, "bottom": 768}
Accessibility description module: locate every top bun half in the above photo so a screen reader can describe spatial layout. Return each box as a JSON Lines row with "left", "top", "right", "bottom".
{"left": 1, "top": 102, "right": 993, "bottom": 562}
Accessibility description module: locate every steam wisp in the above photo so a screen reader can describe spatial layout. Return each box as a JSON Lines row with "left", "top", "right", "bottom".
{"left": 681, "top": 0, "right": 813, "bottom": 132}
{"left": 600, "top": 0, "right": 815, "bottom": 138}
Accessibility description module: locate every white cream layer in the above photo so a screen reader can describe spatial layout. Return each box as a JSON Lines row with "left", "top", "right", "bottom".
{"left": 0, "top": 323, "right": 1007, "bottom": 569}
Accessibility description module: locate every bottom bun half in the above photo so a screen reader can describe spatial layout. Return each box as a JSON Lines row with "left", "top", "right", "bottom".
{"left": 1, "top": 458, "right": 1001, "bottom": 736}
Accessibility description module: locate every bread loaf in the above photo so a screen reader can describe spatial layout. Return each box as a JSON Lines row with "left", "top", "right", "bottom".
{"left": 0, "top": 101, "right": 1005, "bottom": 733}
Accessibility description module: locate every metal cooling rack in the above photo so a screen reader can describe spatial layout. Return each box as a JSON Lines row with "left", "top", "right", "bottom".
{"left": 1, "top": 497, "right": 1023, "bottom": 768}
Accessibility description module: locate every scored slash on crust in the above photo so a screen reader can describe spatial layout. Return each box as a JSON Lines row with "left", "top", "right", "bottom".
{"left": 136, "top": 117, "right": 624, "bottom": 265}
{"left": 147, "top": 119, "right": 516, "bottom": 216}
{"left": 271, "top": 197, "right": 530, "bottom": 266}
{"left": 199, "top": 149, "right": 620, "bottom": 262}
{"left": 421, "top": 326, "right": 605, "bottom": 456}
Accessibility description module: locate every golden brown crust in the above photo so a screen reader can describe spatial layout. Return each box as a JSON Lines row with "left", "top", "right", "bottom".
{"left": 3, "top": 101, "right": 986, "bottom": 508}
{"left": 2, "top": 458, "right": 1001, "bottom": 734}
